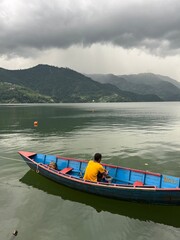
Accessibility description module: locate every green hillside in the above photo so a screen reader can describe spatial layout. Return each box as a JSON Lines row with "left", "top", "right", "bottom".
{"left": 0, "top": 82, "right": 54, "bottom": 103}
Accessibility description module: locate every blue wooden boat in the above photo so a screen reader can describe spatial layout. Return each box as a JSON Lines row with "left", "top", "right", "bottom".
{"left": 18, "top": 151, "right": 180, "bottom": 205}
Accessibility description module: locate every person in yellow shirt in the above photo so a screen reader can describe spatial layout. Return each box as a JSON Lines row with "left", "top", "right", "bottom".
{"left": 83, "top": 153, "right": 108, "bottom": 182}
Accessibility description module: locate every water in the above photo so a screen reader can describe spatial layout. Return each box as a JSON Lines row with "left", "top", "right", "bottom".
{"left": 0, "top": 102, "right": 180, "bottom": 239}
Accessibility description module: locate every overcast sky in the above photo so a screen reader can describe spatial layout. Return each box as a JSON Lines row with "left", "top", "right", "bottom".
{"left": 1, "top": 0, "right": 180, "bottom": 80}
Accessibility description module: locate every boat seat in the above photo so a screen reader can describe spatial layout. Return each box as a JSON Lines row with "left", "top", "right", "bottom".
{"left": 133, "top": 181, "right": 144, "bottom": 187}
{"left": 60, "top": 167, "right": 73, "bottom": 174}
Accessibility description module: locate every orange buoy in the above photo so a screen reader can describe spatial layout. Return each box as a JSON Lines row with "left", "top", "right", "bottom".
{"left": 34, "top": 121, "right": 38, "bottom": 127}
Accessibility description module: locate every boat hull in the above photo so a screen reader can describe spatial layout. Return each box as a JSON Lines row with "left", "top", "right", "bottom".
{"left": 19, "top": 151, "right": 180, "bottom": 205}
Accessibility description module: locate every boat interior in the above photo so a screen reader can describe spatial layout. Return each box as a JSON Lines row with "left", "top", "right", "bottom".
{"left": 31, "top": 153, "right": 180, "bottom": 189}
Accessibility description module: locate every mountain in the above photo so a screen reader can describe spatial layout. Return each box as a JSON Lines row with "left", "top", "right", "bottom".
{"left": 156, "top": 75, "right": 180, "bottom": 89}
{"left": 89, "top": 73, "right": 180, "bottom": 101}
{"left": 0, "top": 82, "right": 54, "bottom": 103}
{"left": 0, "top": 65, "right": 161, "bottom": 103}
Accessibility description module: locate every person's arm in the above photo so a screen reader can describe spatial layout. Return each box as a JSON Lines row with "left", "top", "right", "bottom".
{"left": 99, "top": 165, "right": 109, "bottom": 177}
{"left": 103, "top": 169, "right": 108, "bottom": 176}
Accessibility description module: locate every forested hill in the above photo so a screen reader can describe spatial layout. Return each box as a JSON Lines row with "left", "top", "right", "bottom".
{"left": 0, "top": 82, "right": 54, "bottom": 103}
{"left": 88, "top": 73, "right": 180, "bottom": 101}
{"left": 0, "top": 64, "right": 162, "bottom": 103}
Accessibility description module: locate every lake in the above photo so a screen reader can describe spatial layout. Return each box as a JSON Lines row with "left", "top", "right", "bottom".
{"left": 0, "top": 102, "right": 180, "bottom": 240}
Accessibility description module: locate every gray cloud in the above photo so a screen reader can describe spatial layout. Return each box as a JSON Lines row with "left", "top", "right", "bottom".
{"left": 1, "top": 0, "right": 180, "bottom": 57}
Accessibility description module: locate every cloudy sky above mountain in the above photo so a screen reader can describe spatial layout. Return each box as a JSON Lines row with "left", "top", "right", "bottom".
{"left": 1, "top": 0, "right": 180, "bottom": 80}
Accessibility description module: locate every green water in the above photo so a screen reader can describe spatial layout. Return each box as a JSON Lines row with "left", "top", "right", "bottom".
{"left": 0, "top": 102, "right": 180, "bottom": 239}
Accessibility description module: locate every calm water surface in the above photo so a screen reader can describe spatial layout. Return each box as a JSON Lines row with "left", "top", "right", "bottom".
{"left": 0, "top": 102, "right": 180, "bottom": 239}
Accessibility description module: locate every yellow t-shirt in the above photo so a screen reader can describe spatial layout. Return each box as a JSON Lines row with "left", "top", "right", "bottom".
{"left": 83, "top": 160, "right": 105, "bottom": 182}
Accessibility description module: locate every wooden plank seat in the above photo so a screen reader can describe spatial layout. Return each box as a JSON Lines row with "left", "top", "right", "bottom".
{"left": 60, "top": 167, "right": 73, "bottom": 174}
{"left": 133, "top": 181, "right": 144, "bottom": 187}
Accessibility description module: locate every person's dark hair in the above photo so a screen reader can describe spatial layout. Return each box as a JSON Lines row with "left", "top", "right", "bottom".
{"left": 94, "top": 153, "right": 102, "bottom": 162}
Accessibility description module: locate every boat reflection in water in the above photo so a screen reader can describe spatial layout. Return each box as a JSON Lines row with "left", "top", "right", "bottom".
{"left": 20, "top": 170, "right": 180, "bottom": 228}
